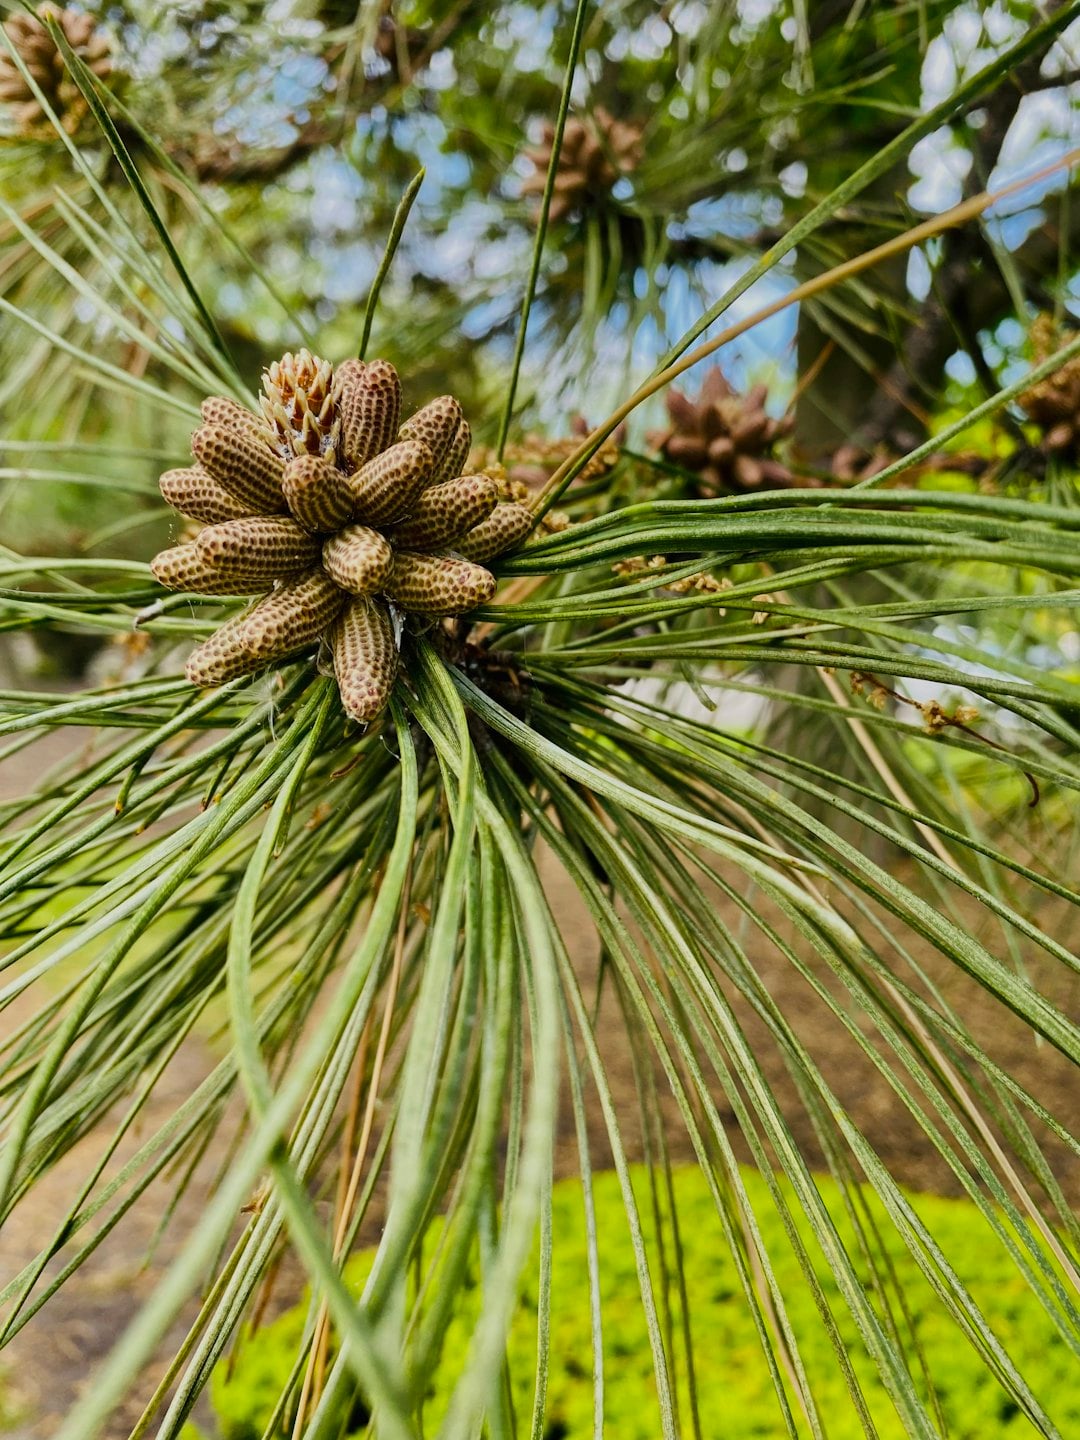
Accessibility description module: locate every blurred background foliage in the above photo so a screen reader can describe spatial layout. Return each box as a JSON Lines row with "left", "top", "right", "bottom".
{"left": 3, "top": 0, "right": 1079, "bottom": 550}
{"left": 4, "top": 0, "right": 1078, "bottom": 707}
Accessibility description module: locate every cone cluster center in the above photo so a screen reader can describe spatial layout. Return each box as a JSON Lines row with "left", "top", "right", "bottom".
{"left": 152, "top": 352, "right": 532, "bottom": 722}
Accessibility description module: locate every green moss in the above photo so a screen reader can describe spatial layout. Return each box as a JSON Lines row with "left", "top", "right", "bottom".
{"left": 195, "top": 1166, "right": 1077, "bottom": 1439}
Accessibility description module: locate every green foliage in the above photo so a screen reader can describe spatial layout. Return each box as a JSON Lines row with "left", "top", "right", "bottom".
{"left": 197, "top": 1166, "right": 1078, "bottom": 1440}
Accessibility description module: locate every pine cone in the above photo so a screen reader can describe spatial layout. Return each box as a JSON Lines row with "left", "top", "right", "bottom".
{"left": 0, "top": 5, "right": 112, "bottom": 136}
{"left": 648, "top": 367, "right": 797, "bottom": 495}
{"left": 520, "top": 107, "right": 644, "bottom": 223}
{"left": 1019, "top": 314, "right": 1080, "bottom": 458}
{"left": 152, "top": 356, "right": 532, "bottom": 725}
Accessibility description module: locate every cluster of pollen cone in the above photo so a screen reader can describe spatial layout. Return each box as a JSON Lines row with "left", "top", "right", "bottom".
{"left": 152, "top": 353, "right": 533, "bottom": 723}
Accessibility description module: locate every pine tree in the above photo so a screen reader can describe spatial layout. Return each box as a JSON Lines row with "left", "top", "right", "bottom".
{"left": 1, "top": 5, "right": 1079, "bottom": 1438}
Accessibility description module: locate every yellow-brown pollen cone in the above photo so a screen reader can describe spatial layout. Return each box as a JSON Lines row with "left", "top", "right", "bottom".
{"left": 152, "top": 353, "right": 532, "bottom": 724}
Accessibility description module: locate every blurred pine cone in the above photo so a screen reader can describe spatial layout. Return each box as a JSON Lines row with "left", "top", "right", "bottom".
{"left": 648, "top": 367, "right": 796, "bottom": 494}
{"left": 1019, "top": 313, "right": 1080, "bottom": 458}
{"left": 470, "top": 419, "right": 624, "bottom": 537}
{"left": 0, "top": 4, "right": 112, "bottom": 136}
{"left": 520, "top": 107, "right": 644, "bottom": 223}
{"left": 152, "top": 353, "right": 532, "bottom": 724}
{"left": 472, "top": 420, "right": 621, "bottom": 503}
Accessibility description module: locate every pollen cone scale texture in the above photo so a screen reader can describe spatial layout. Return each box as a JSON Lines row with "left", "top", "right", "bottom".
{"left": 152, "top": 352, "right": 532, "bottom": 724}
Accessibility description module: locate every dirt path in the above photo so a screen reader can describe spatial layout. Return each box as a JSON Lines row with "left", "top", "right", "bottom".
{"left": 0, "top": 1041, "right": 232, "bottom": 1439}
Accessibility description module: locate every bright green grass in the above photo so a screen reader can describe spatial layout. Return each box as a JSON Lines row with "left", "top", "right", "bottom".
{"left": 192, "top": 1165, "right": 1077, "bottom": 1439}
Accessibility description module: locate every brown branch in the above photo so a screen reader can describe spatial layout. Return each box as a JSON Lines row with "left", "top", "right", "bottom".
{"left": 1026, "top": 64, "right": 1080, "bottom": 91}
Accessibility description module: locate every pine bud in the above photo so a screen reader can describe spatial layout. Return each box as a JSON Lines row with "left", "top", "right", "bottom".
{"left": 334, "top": 358, "right": 367, "bottom": 392}
{"left": 454, "top": 503, "right": 533, "bottom": 562}
{"left": 282, "top": 454, "right": 356, "bottom": 533}
{"left": 192, "top": 425, "right": 286, "bottom": 513}
{"left": 398, "top": 396, "right": 464, "bottom": 473}
{"left": 331, "top": 597, "right": 398, "bottom": 723}
{"left": 336, "top": 359, "right": 402, "bottom": 468}
{"left": 384, "top": 551, "right": 496, "bottom": 615}
{"left": 345, "top": 439, "right": 433, "bottom": 525}
{"left": 196, "top": 517, "right": 321, "bottom": 580}
{"left": 159, "top": 466, "right": 252, "bottom": 524}
{"left": 260, "top": 350, "right": 336, "bottom": 459}
{"left": 388, "top": 475, "right": 497, "bottom": 551}
{"left": 732, "top": 455, "right": 763, "bottom": 490}
{"left": 184, "top": 574, "right": 347, "bottom": 686}
{"left": 321, "top": 525, "right": 394, "bottom": 595}
{"left": 665, "top": 435, "right": 708, "bottom": 468}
